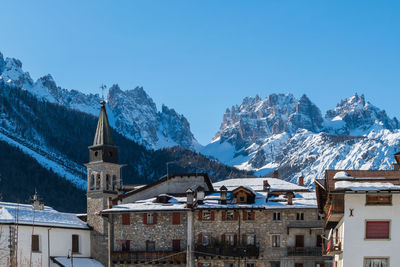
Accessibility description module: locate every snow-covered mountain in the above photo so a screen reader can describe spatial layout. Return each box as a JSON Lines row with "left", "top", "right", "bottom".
{"left": 0, "top": 52, "right": 200, "bottom": 150}
{"left": 202, "top": 93, "right": 400, "bottom": 186}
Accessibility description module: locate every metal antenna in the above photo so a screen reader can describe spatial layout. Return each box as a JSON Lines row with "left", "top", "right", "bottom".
{"left": 100, "top": 84, "right": 107, "bottom": 101}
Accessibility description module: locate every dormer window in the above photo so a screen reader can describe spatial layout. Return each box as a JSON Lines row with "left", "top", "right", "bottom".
{"left": 232, "top": 187, "right": 256, "bottom": 204}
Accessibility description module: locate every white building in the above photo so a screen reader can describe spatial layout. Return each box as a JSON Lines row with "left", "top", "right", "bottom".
{"left": 0, "top": 200, "right": 101, "bottom": 267}
{"left": 315, "top": 153, "right": 400, "bottom": 267}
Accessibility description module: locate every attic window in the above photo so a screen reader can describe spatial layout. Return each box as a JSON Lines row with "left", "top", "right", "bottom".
{"left": 366, "top": 195, "right": 392, "bottom": 205}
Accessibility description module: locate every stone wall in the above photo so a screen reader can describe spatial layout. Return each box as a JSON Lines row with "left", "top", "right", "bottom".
{"left": 113, "top": 211, "right": 188, "bottom": 251}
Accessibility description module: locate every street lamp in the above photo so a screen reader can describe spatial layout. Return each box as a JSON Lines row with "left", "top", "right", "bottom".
{"left": 67, "top": 249, "right": 74, "bottom": 267}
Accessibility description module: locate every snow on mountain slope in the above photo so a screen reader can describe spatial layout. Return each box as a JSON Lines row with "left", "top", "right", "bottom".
{"left": 0, "top": 52, "right": 200, "bottom": 150}
{"left": 202, "top": 93, "right": 400, "bottom": 186}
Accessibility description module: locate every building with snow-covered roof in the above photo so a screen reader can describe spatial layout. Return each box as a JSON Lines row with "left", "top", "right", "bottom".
{"left": 85, "top": 100, "right": 331, "bottom": 267}
{"left": 315, "top": 153, "right": 400, "bottom": 267}
{"left": 0, "top": 198, "right": 100, "bottom": 267}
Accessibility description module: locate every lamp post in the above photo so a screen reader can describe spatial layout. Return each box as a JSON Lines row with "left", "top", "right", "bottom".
{"left": 67, "top": 249, "right": 74, "bottom": 267}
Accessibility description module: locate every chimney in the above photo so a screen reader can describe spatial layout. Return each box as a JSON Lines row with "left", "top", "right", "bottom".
{"left": 263, "top": 180, "right": 271, "bottom": 192}
{"left": 186, "top": 188, "right": 194, "bottom": 208}
{"left": 273, "top": 170, "right": 279, "bottom": 179}
{"left": 394, "top": 163, "right": 400, "bottom": 171}
{"left": 298, "top": 175, "right": 304, "bottom": 186}
{"left": 196, "top": 186, "right": 205, "bottom": 205}
{"left": 32, "top": 191, "right": 41, "bottom": 211}
{"left": 287, "top": 192, "right": 294, "bottom": 205}
{"left": 220, "top": 185, "right": 228, "bottom": 204}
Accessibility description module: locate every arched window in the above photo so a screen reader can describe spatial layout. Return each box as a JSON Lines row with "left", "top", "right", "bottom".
{"left": 96, "top": 174, "right": 101, "bottom": 190}
{"left": 106, "top": 175, "right": 110, "bottom": 190}
{"left": 112, "top": 175, "right": 117, "bottom": 191}
{"left": 90, "top": 175, "right": 95, "bottom": 190}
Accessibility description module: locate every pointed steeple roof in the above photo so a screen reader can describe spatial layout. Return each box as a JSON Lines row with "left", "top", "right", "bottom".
{"left": 93, "top": 101, "right": 114, "bottom": 146}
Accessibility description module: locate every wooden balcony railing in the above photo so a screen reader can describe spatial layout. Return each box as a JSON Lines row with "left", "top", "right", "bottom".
{"left": 324, "top": 238, "right": 342, "bottom": 255}
{"left": 112, "top": 251, "right": 186, "bottom": 263}
{"left": 195, "top": 244, "right": 259, "bottom": 258}
{"left": 325, "top": 200, "right": 344, "bottom": 227}
{"left": 287, "top": 247, "right": 322, "bottom": 256}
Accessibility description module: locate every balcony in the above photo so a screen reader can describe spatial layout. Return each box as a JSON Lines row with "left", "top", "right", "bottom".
{"left": 112, "top": 251, "right": 186, "bottom": 264}
{"left": 324, "top": 200, "right": 344, "bottom": 228}
{"left": 287, "top": 247, "right": 322, "bottom": 257}
{"left": 324, "top": 239, "right": 342, "bottom": 256}
{"left": 194, "top": 244, "right": 259, "bottom": 258}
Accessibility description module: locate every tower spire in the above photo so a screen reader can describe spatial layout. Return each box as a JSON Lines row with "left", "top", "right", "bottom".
{"left": 93, "top": 100, "right": 113, "bottom": 146}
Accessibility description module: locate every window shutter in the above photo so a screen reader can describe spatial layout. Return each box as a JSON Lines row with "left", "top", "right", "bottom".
{"left": 198, "top": 233, "right": 203, "bottom": 244}
{"left": 122, "top": 214, "right": 130, "bottom": 225}
{"left": 143, "top": 213, "right": 147, "bottom": 224}
{"left": 221, "top": 234, "right": 225, "bottom": 243}
{"left": 153, "top": 213, "right": 158, "bottom": 224}
{"left": 234, "top": 211, "right": 239, "bottom": 220}
{"left": 366, "top": 221, "right": 390, "bottom": 239}
{"left": 172, "top": 212, "right": 180, "bottom": 225}
{"left": 242, "top": 234, "right": 247, "bottom": 245}
{"left": 251, "top": 211, "right": 255, "bottom": 220}
{"left": 198, "top": 211, "right": 203, "bottom": 220}
{"left": 222, "top": 211, "right": 227, "bottom": 221}
{"left": 234, "top": 234, "right": 238, "bottom": 245}
{"left": 243, "top": 211, "right": 247, "bottom": 220}
{"left": 211, "top": 211, "right": 215, "bottom": 221}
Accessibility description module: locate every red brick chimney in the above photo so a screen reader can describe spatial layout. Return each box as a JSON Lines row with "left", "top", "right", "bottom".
{"left": 298, "top": 175, "right": 304, "bottom": 186}
{"left": 273, "top": 170, "right": 279, "bottom": 179}
{"left": 287, "top": 192, "right": 294, "bottom": 205}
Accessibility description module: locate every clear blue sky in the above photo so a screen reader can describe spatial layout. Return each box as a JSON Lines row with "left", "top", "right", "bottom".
{"left": 1, "top": 0, "right": 399, "bottom": 145}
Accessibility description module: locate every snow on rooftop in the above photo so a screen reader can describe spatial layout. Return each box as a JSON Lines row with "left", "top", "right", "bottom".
{"left": 103, "top": 196, "right": 188, "bottom": 212}
{"left": 335, "top": 181, "right": 400, "bottom": 191}
{"left": 52, "top": 257, "right": 103, "bottom": 267}
{"left": 0, "top": 202, "right": 89, "bottom": 229}
{"left": 213, "top": 177, "right": 308, "bottom": 192}
{"left": 333, "top": 171, "right": 353, "bottom": 179}
{"left": 265, "top": 192, "right": 317, "bottom": 209}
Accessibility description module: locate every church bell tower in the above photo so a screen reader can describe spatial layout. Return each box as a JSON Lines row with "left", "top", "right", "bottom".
{"left": 86, "top": 100, "right": 123, "bottom": 265}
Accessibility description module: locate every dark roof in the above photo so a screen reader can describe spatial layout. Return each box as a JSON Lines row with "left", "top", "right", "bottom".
{"left": 116, "top": 173, "right": 214, "bottom": 201}
{"left": 232, "top": 186, "right": 256, "bottom": 196}
{"left": 92, "top": 101, "right": 114, "bottom": 146}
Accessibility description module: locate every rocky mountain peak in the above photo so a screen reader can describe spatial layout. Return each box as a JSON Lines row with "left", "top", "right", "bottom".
{"left": 325, "top": 93, "right": 399, "bottom": 134}
{"left": 0, "top": 56, "right": 33, "bottom": 87}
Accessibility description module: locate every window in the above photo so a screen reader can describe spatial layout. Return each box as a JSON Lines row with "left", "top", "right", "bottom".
{"left": 144, "top": 213, "right": 157, "bottom": 225}
{"left": 203, "top": 234, "right": 211, "bottom": 246}
{"left": 72, "top": 234, "right": 79, "bottom": 253}
{"left": 203, "top": 211, "right": 212, "bottom": 221}
{"left": 364, "top": 258, "right": 389, "bottom": 267}
{"left": 316, "top": 264, "right": 325, "bottom": 267}
{"left": 272, "top": 235, "right": 280, "bottom": 247}
{"left": 366, "top": 195, "right": 392, "bottom": 205}
{"left": 31, "top": 235, "right": 40, "bottom": 252}
{"left": 246, "top": 264, "right": 255, "bottom": 267}
{"left": 296, "top": 212, "right": 304, "bottom": 220}
{"left": 225, "top": 234, "right": 235, "bottom": 246}
{"left": 112, "top": 175, "right": 117, "bottom": 190}
{"left": 227, "top": 211, "right": 234, "bottom": 220}
{"left": 122, "top": 240, "right": 130, "bottom": 252}
{"left": 122, "top": 214, "right": 130, "bottom": 225}
{"left": 270, "top": 262, "right": 280, "bottom": 267}
{"left": 105, "top": 174, "right": 110, "bottom": 190}
{"left": 240, "top": 196, "right": 245, "bottom": 202}
{"left": 172, "top": 239, "right": 180, "bottom": 251}
{"left": 365, "top": 221, "right": 390, "bottom": 239}
{"left": 247, "top": 234, "right": 255, "bottom": 245}
{"left": 95, "top": 174, "right": 101, "bottom": 190}
{"left": 202, "top": 264, "right": 211, "bottom": 267}
{"left": 172, "top": 212, "right": 181, "bottom": 225}
{"left": 146, "top": 241, "right": 155, "bottom": 251}
{"left": 273, "top": 212, "right": 281, "bottom": 221}
{"left": 243, "top": 211, "right": 255, "bottom": 220}
{"left": 316, "top": 235, "right": 322, "bottom": 247}
{"left": 90, "top": 175, "right": 95, "bottom": 190}
{"left": 295, "top": 264, "right": 303, "bottom": 267}
{"left": 225, "top": 263, "right": 235, "bottom": 267}
{"left": 295, "top": 235, "right": 304, "bottom": 247}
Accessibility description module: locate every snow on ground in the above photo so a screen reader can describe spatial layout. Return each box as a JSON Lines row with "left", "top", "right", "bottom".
{"left": 0, "top": 131, "right": 85, "bottom": 189}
